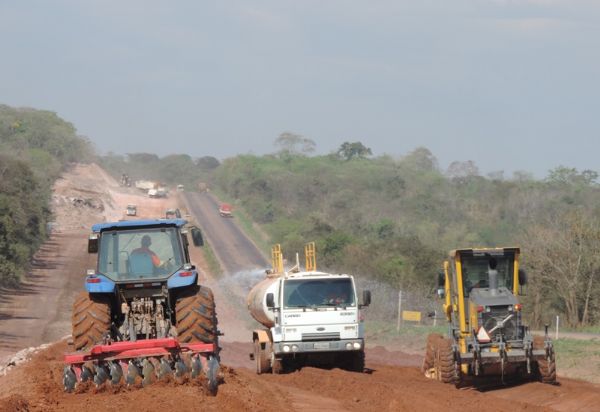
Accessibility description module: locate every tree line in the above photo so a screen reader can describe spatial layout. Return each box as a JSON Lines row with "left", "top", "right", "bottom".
{"left": 91, "top": 131, "right": 600, "bottom": 329}
{"left": 210, "top": 135, "right": 600, "bottom": 328}
{"left": 0, "top": 104, "right": 93, "bottom": 286}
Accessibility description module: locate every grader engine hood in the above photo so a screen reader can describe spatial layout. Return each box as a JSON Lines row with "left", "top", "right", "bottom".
{"left": 470, "top": 287, "right": 521, "bottom": 342}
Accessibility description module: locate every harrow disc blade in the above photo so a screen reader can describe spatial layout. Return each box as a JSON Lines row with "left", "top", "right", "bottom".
{"left": 126, "top": 361, "right": 141, "bottom": 386}
{"left": 63, "top": 367, "right": 77, "bottom": 392}
{"left": 158, "top": 358, "right": 173, "bottom": 380}
{"left": 191, "top": 355, "right": 201, "bottom": 379}
{"left": 205, "top": 356, "right": 219, "bottom": 396}
{"left": 81, "top": 365, "right": 93, "bottom": 383}
{"left": 93, "top": 364, "right": 110, "bottom": 387}
{"left": 109, "top": 362, "right": 123, "bottom": 385}
{"left": 175, "top": 358, "right": 188, "bottom": 378}
{"left": 141, "top": 359, "right": 155, "bottom": 387}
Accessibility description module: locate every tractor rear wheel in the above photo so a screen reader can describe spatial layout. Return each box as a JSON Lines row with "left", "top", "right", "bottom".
{"left": 435, "top": 337, "right": 460, "bottom": 385}
{"left": 176, "top": 285, "right": 219, "bottom": 345}
{"left": 533, "top": 336, "right": 556, "bottom": 384}
{"left": 72, "top": 292, "right": 111, "bottom": 351}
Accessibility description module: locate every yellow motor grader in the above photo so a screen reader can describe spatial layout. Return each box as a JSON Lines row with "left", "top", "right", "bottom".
{"left": 423, "top": 247, "right": 556, "bottom": 386}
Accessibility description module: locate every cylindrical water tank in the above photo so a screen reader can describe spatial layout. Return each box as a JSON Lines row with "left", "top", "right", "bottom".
{"left": 247, "top": 276, "right": 281, "bottom": 328}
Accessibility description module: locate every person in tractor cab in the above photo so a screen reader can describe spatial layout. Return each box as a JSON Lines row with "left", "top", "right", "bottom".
{"left": 131, "top": 235, "right": 161, "bottom": 267}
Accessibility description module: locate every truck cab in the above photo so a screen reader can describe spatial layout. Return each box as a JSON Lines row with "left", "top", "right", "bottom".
{"left": 249, "top": 243, "right": 371, "bottom": 373}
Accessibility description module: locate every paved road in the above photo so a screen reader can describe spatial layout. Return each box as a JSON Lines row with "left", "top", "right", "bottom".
{"left": 182, "top": 192, "right": 269, "bottom": 274}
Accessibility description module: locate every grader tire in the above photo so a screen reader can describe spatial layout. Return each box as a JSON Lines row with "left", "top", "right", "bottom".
{"left": 72, "top": 292, "right": 111, "bottom": 351}
{"left": 176, "top": 285, "right": 219, "bottom": 345}
{"left": 435, "top": 338, "right": 459, "bottom": 385}
{"left": 533, "top": 336, "right": 556, "bottom": 384}
{"left": 422, "top": 333, "right": 443, "bottom": 374}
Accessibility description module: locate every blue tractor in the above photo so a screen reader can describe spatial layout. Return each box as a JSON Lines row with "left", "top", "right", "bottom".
{"left": 63, "top": 219, "right": 220, "bottom": 394}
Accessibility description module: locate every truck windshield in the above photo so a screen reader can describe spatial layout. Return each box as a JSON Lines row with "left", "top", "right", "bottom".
{"left": 461, "top": 252, "right": 515, "bottom": 295}
{"left": 97, "top": 227, "right": 184, "bottom": 281}
{"left": 283, "top": 278, "right": 355, "bottom": 308}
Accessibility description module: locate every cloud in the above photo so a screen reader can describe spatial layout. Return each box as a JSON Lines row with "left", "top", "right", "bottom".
{"left": 234, "top": 6, "right": 291, "bottom": 31}
{"left": 494, "top": 16, "right": 568, "bottom": 31}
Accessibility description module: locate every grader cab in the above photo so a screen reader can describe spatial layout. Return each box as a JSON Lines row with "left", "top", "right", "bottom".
{"left": 423, "top": 247, "right": 556, "bottom": 386}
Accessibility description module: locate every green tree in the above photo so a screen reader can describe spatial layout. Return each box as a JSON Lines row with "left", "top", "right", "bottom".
{"left": 274, "top": 132, "right": 316, "bottom": 156}
{"left": 336, "top": 141, "right": 372, "bottom": 160}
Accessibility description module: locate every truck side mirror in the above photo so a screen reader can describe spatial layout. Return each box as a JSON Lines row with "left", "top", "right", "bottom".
{"left": 266, "top": 293, "right": 275, "bottom": 308}
{"left": 361, "top": 290, "right": 371, "bottom": 307}
{"left": 518, "top": 269, "right": 528, "bottom": 286}
{"left": 437, "top": 271, "right": 445, "bottom": 288}
{"left": 88, "top": 234, "right": 98, "bottom": 253}
{"left": 191, "top": 228, "right": 204, "bottom": 247}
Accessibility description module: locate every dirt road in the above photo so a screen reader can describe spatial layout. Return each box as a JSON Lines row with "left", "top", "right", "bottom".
{"left": 1, "top": 164, "right": 600, "bottom": 411}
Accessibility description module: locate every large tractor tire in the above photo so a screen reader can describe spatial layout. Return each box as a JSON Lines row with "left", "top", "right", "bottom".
{"left": 422, "top": 333, "right": 443, "bottom": 375}
{"left": 434, "top": 337, "right": 460, "bottom": 385}
{"left": 72, "top": 292, "right": 111, "bottom": 351}
{"left": 533, "top": 336, "right": 556, "bottom": 384}
{"left": 176, "top": 285, "right": 219, "bottom": 345}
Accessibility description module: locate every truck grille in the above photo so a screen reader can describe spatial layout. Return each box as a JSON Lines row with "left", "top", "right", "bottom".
{"left": 481, "top": 306, "right": 519, "bottom": 341}
{"left": 301, "top": 332, "right": 340, "bottom": 341}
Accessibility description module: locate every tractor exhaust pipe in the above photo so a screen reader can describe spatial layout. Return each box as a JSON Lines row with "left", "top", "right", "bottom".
{"left": 488, "top": 257, "right": 498, "bottom": 296}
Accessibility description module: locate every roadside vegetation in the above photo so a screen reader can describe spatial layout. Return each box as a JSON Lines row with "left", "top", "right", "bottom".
{"left": 0, "top": 104, "right": 93, "bottom": 286}
{"left": 103, "top": 132, "right": 600, "bottom": 330}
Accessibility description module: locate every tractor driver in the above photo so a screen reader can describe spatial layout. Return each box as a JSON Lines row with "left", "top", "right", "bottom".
{"left": 132, "top": 234, "right": 161, "bottom": 267}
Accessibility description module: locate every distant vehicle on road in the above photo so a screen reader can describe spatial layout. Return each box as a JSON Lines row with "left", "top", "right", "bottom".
{"left": 148, "top": 187, "right": 168, "bottom": 198}
{"left": 219, "top": 203, "right": 233, "bottom": 217}
{"left": 165, "top": 208, "right": 182, "bottom": 219}
{"left": 177, "top": 184, "right": 185, "bottom": 191}
{"left": 125, "top": 204, "right": 137, "bottom": 216}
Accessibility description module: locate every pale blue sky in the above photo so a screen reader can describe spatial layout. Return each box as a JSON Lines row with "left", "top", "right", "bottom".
{"left": 1, "top": 0, "right": 599, "bottom": 176}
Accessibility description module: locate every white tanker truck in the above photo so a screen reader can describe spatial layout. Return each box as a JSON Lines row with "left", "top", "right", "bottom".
{"left": 247, "top": 243, "right": 371, "bottom": 374}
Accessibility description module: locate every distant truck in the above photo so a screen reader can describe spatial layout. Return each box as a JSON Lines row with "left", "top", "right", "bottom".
{"left": 148, "top": 187, "right": 168, "bottom": 198}
{"left": 219, "top": 203, "right": 233, "bottom": 217}
{"left": 135, "top": 180, "right": 157, "bottom": 192}
{"left": 248, "top": 243, "right": 371, "bottom": 374}
{"left": 125, "top": 204, "right": 137, "bottom": 216}
{"left": 165, "top": 208, "right": 182, "bottom": 219}
{"left": 177, "top": 184, "right": 185, "bottom": 192}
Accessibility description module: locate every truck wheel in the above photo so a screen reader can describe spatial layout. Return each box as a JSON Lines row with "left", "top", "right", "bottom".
{"left": 347, "top": 350, "right": 365, "bottom": 372}
{"left": 254, "top": 340, "right": 270, "bottom": 374}
{"left": 533, "top": 336, "right": 556, "bottom": 384}
{"left": 176, "top": 286, "right": 219, "bottom": 345}
{"left": 72, "top": 292, "right": 111, "bottom": 350}
{"left": 435, "top": 337, "right": 460, "bottom": 385}
{"left": 422, "top": 333, "right": 442, "bottom": 374}
{"left": 272, "top": 355, "right": 285, "bottom": 374}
